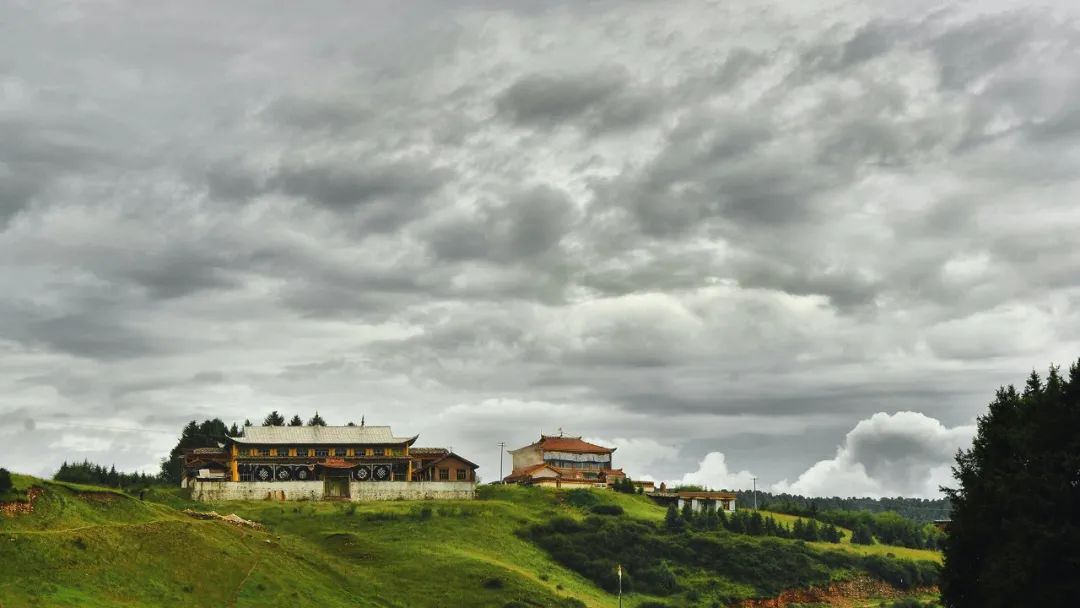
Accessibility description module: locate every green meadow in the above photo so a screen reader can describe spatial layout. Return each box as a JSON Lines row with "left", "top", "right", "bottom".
{"left": 0, "top": 475, "right": 942, "bottom": 607}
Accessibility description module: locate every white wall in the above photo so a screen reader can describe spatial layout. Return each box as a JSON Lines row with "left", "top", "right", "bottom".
{"left": 191, "top": 480, "right": 475, "bottom": 502}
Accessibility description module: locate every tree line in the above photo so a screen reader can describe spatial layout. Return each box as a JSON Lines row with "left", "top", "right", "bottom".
{"left": 54, "top": 460, "right": 160, "bottom": 490}
{"left": 663, "top": 502, "right": 843, "bottom": 543}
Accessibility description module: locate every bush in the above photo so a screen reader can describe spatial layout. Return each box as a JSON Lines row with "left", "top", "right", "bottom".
{"left": 482, "top": 577, "right": 504, "bottom": 589}
{"left": 0, "top": 468, "right": 11, "bottom": 493}
{"left": 563, "top": 489, "right": 600, "bottom": 508}
{"left": 590, "top": 504, "right": 624, "bottom": 516}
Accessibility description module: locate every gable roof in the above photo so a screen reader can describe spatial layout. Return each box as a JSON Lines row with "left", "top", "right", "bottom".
{"left": 531, "top": 435, "right": 614, "bottom": 454}
{"left": 231, "top": 425, "right": 417, "bottom": 446}
{"left": 415, "top": 451, "right": 480, "bottom": 474}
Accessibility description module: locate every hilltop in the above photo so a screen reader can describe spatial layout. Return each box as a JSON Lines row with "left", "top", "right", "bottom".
{"left": 0, "top": 473, "right": 941, "bottom": 607}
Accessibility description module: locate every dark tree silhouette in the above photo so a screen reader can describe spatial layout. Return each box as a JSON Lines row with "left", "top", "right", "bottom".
{"left": 307, "top": 411, "right": 327, "bottom": 426}
{"left": 942, "top": 362, "right": 1080, "bottom": 608}
{"left": 288, "top": 415, "right": 303, "bottom": 426}
{"left": 262, "top": 411, "right": 286, "bottom": 426}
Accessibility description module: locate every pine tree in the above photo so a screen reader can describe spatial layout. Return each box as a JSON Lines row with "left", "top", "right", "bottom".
{"left": 288, "top": 415, "right": 303, "bottom": 426}
{"left": 792, "top": 518, "right": 806, "bottom": 540}
{"left": 665, "top": 503, "right": 683, "bottom": 531}
{"left": 0, "top": 467, "right": 11, "bottom": 493}
{"left": 681, "top": 500, "right": 695, "bottom": 525}
{"left": 748, "top": 511, "right": 765, "bottom": 536}
{"left": 805, "top": 519, "right": 820, "bottom": 541}
{"left": 307, "top": 411, "right": 327, "bottom": 426}
{"left": 262, "top": 411, "right": 286, "bottom": 426}
{"left": 851, "top": 523, "right": 874, "bottom": 545}
{"left": 228, "top": 422, "right": 240, "bottom": 436}
{"left": 942, "top": 362, "right": 1080, "bottom": 607}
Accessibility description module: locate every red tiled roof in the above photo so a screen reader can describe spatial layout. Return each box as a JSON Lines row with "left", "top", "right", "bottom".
{"left": 535, "top": 435, "right": 614, "bottom": 454}
{"left": 503, "top": 463, "right": 558, "bottom": 481}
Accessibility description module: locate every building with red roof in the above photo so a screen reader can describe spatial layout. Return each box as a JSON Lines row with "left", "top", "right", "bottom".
{"left": 503, "top": 433, "right": 626, "bottom": 489}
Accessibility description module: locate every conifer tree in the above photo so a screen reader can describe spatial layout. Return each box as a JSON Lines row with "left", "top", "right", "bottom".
{"left": 228, "top": 422, "right": 240, "bottom": 436}
{"left": 0, "top": 467, "right": 11, "bottom": 493}
{"left": 664, "top": 503, "right": 683, "bottom": 531}
{"left": 851, "top": 523, "right": 874, "bottom": 545}
{"left": 262, "top": 411, "right": 286, "bottom": 426}
{"left": 942, "top": 362, "right": 1080, "bottom": 607}
{"left": 307, "top": 411, "right": 327, "bottom": 426}
{"left": 288, "top": 415, "right": 303, "bottom": 426}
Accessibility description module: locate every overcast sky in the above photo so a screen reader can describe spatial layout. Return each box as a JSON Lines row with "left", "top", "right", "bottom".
{"left": 3, "top": 0, "right": 1080, "bottom": 498}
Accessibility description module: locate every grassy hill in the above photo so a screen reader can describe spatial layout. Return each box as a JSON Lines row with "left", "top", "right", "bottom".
{"left": 1, "top": 474, "right": 942, "bottom": 607}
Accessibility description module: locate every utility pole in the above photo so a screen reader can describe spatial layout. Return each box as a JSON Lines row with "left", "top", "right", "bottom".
{"left": 497, "top": 441, "right": 506, "bottom": 483}
{"left": 617, "top": 564, "right": 623, "bottom": 608}
{"left": 752, "top": 476, "right": 758, "bottom": 511}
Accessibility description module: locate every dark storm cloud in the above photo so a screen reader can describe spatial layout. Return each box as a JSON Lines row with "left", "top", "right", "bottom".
{"left": 496, "top": 68, "right": 660, "bottom": 133}
{"left": 0, "top": 119, "right": 116, "bottom": 224}
{"left": 272, "top": 156, "right": 451, "bottom": 229}
{"left": 3, "top": 0, "right": 1080, "bottom": 494}
{"left": 425, "top": 185, "right": 578, "bottom": 263}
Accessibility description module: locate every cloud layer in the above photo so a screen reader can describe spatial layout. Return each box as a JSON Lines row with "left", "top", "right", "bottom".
{"left": 2, "top": 1, "right": 1079, "bottom": 488}
{"left": 773, "top": 412, "right": 976, "bottom": 498}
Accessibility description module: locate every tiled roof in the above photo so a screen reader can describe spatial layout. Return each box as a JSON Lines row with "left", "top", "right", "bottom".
{"left": 410, "top": 447, "right": 450, "bottom": 456}
{"left": 232, "top": 425, "right": 417, "bottom": 445}
{"left": 535, "top": 435, "right": 614, "bottom": 454}
{"left": 503, "top": 463, "right": 557, "bottom": 481}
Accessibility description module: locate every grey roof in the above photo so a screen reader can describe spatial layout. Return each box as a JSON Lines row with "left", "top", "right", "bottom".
{"left": 231, "top": 425, "right": 417, "bottom": 445}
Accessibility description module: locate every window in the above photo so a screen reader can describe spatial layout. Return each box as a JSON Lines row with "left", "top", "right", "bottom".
{"left": 315, "top": 448, "right": 329, "bottom": 458}
{"left": 333, "top": 448, "right": 346, "bottom": 457}
{"left": 374, "top": 447, "right": 385, "bottom": 456}
{"left": 260, "top": 448, "right": 270, "bottom": 457}
{"left": 456, "top": 469, "right": 468, "bottom": 481}
{"left": 438, "top": 468, "right": 450, "bottom": 481}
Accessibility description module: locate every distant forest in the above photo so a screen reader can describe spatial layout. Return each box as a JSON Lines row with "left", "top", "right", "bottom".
{"left": 730, "top": 489, "right": 951, "bottom": 522}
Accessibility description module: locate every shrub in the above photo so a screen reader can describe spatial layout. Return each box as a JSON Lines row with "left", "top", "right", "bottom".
{"left": 590, "top": 504, "right": 624, "bottom": 516}
{"left": 482, "top": 577, "right": 504, "bottom": 589}
{"left": 563, "top": 489, "right": 600, "bottom": 508}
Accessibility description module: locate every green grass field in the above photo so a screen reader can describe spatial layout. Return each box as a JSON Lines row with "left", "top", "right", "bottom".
{"left": 756, "top": 510, "right": 943, "bottom": 563}
{"left": 1, "top": 475, "right": 942, "bottom": 607}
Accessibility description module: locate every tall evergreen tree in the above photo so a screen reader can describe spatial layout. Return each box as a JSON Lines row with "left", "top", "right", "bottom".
{"left": 0, "top": 467, "right": 12, "bottom": 493}
{"left": 262, "top": 411, "right": 286, "bottom": 426}
{"left": 228, "top": 422, "right": 240, "bottom": 436}
{"left": 288, "top": 415, "right": 303, "bottom": 426}
{"left": 942, "top": 363, "right": 1080, "bottom": 608}
{"left": 851, "top": 523, "right": 874, "bottom": 545}
{"left": 159, "top": 418, "right": 230, "bottom": 483}
{"left": 307, "top": 411, "right": 327, "bottom": 426}
{"left": 664, "top": 503, "right": 683, "bottom": 531}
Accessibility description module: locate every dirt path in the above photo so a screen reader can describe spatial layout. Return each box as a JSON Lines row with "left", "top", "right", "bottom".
{"left": 230, "top": 557, "right": 261, "bottom": 608}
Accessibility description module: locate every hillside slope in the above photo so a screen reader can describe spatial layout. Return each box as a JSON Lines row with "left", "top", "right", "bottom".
{"left": 1, "top": 475, "right": 941, "bottom": 607}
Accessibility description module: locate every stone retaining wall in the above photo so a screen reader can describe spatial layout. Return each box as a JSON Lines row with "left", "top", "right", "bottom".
{"left": 190, "top": 480, "right": 475, "bottom": 502}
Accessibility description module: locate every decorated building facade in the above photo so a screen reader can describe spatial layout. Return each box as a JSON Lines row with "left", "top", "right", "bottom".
{"left": 503, "top": 434, "right": 626, "bottom": 489}
{"left": 181, "top": 425, "right": 477, "bottom": 502}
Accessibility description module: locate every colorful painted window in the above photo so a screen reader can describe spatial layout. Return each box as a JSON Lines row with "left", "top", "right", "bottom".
{"left": 315, "top": 448, "right": 329, "bottom": 458}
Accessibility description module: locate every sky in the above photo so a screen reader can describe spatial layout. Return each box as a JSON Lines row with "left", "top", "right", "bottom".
{"left": 3, "top": 0, "right": 1080, "bottom": 498}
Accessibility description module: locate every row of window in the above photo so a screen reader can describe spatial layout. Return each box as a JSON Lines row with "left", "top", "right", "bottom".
{"left": 436, "top": 468, "right": 470, "bottom": 481}
{"left": 243, "top": 446, "right": 405, "bottom": 458}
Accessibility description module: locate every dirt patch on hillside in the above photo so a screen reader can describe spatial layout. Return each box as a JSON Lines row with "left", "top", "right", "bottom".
{"left": 0, "top": 487, "right": 45, "bottom": 517}
{"left": 78, "top": 491, "right": 121, "bottom": 504}
{"left": 183, "top": 509, "right": 264, "bottom": 529}
{"left": 735, "top": 577, "right": 937, "bottom": 608}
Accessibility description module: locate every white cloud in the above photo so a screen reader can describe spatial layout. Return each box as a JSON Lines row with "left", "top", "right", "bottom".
{"left": 668, "top": 452, "right": 757, "bottom": 491}
{"left": 584, "top": 436, "right": 680, "bottom": 480}
{"left": 772, "top": 411, "right": 975, "bottom": 498}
